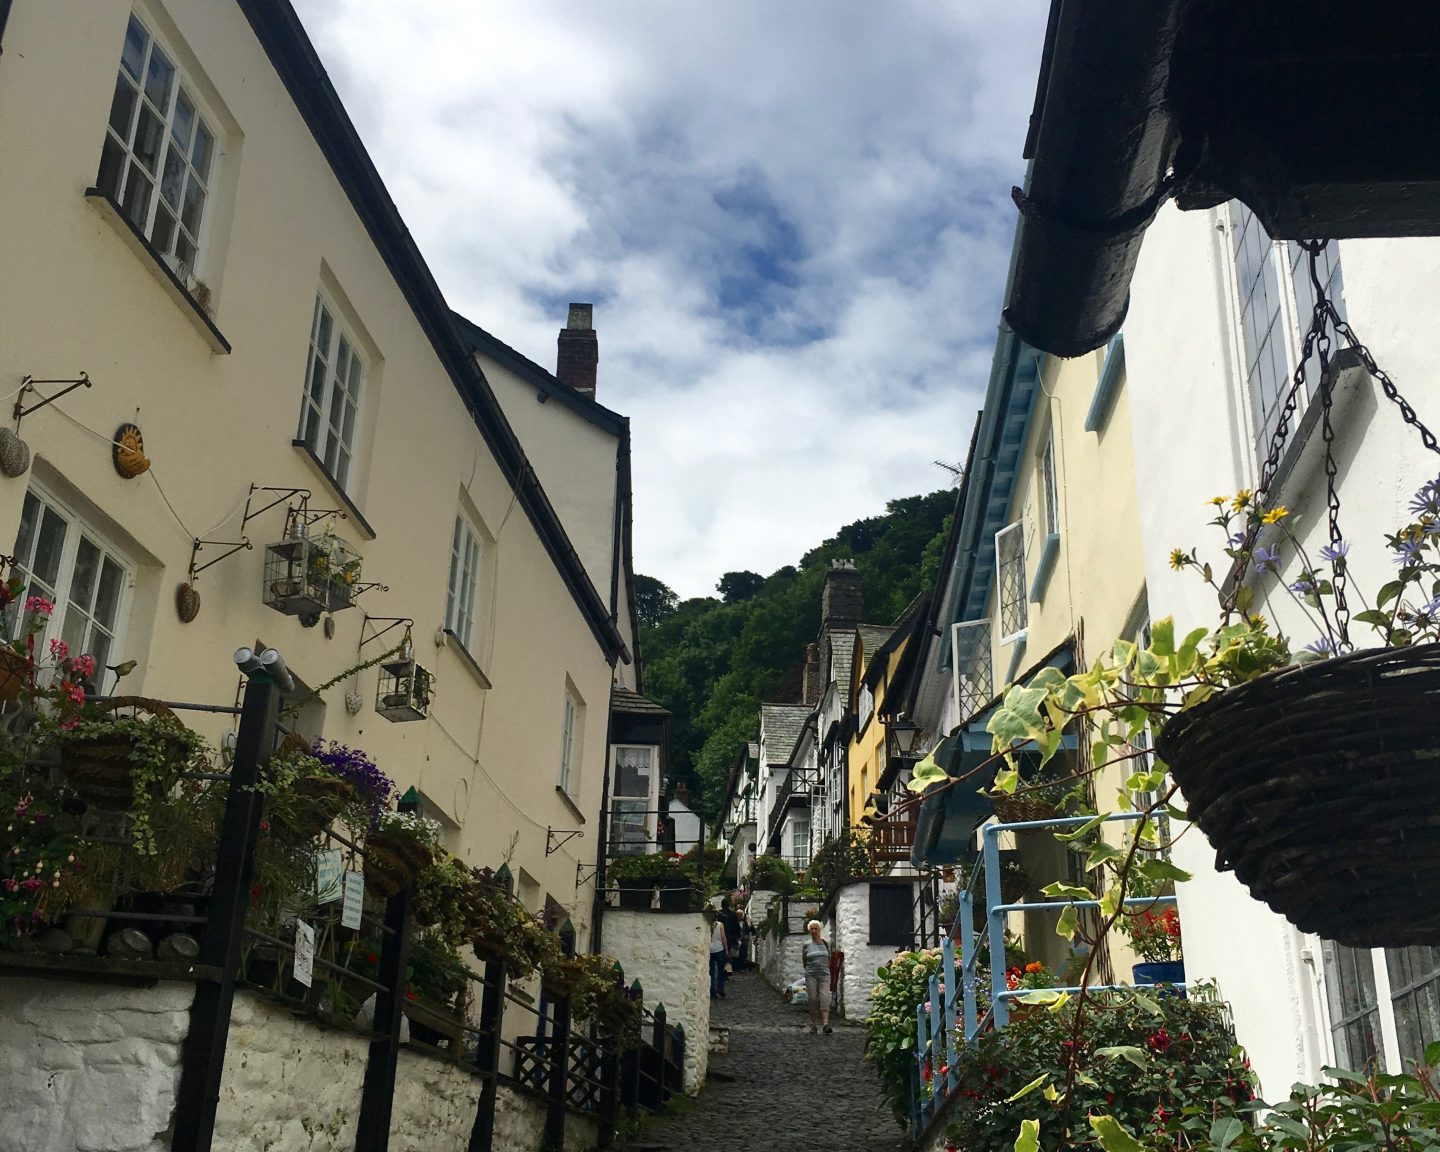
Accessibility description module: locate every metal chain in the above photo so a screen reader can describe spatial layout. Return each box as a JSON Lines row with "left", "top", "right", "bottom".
{"left": 1307, "top": 243, "right": 1349, "bottom": 649}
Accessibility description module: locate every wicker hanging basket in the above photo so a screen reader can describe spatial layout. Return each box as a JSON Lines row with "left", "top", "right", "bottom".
{"left": 0, "top": 648, "right": 28, "bottom": 702}
{"left": 991, "top": 793, "right": 1059, "bottom": 825}
{"left": 363, "top": 832, "right": 433, "bottom": 900}
{"left": 58, "top": 697, "right": 191, "bottom": 809}
{"left": 1156, "top": 642, "right": 1440, "bottom": 948}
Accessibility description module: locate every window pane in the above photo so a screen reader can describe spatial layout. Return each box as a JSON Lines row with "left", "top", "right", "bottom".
{"left": 131, "top": 102, "right": 163, "bottom": 174}
{"left": 174, "top": 233, "right": 196, "bottom": 273}
{"left": 192, "top": 123, "right": 213, "bottom": 183}
{"left": 143, "top": 44, "right": 175, "bottom": 113}
{"left": 122, "top": 168, "right": 154, "bottom": 231}
{"left": 108, "top": 73, "right": 139, "bottom": 139}
{"left": 94, "top": 558, "right": 124, "bottom": 630}
{"left": 180, "top": 177, "right": 204, "bottom": 235}
{"left": 70, "top": 538, "right": 102, "bottom": 615}
{"left": 445, "top": 518, "right": 464, "bottom": 632}
{"left": 88, "top": 629, "right": 113, "bottom": 674}
{"left": 160, "top": 148, "right": 185, "bottom": 208}
{"left": 31, "top": 507, "right": 68, "bottom": 587}
{"left": 172, "top": 91, "right": 195, "bottom": 155}
{"left": 60, "top": 610, "right": 87, "bottom": 663}
{"left": 13, "top": 492, "right": 40, "bottom": 569}
{"left": 121, "top": 16, "right": 148, "bottom": 80}
{"left": 152, "top": 205, "right": 177, "bottom": 258}
{"left": 97, "top": 136, "right": 127, "bottom": 201}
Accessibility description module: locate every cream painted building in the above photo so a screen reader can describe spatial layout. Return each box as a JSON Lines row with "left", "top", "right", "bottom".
{"left": 1124, "top": 199, "right": 1440, "bottom": 1096}
{"left": 0, "top": 0, "right": 638, "bottom": 947}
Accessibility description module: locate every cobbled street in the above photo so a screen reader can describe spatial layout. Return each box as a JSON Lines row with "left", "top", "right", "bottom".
{"left": 635, "top": 968, "right": 907, "bottom": 1152}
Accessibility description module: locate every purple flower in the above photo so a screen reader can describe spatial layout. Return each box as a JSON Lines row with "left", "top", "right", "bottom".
{"left": 1227, "top": 532, "right": 1248, "bottom": 549}
{"left": 1290, "top": 575, "right": 1317, "bottom": 595}
{"left": 1305, "top": 637, "right": 1337, "bottom": 656}
{"left": 311, "top": 739, "right": 394, "bottom": 813}
{"left": 1252, "top": 545, "right": 1281, "bottom": 574}
{"left": 1396, "top": 536, "right": 1425, "bottom": 566}
{"left": 1410, "top": 479, "right": 1440, "bottom": 518}
{"left": 1318, "top": 541, "right": 1349, "bottom": 563}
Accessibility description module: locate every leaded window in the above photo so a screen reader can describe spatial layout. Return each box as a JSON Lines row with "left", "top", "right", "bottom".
{"left": 952, "top": 619, "right": 993, "bottom": 722}
{"left": 996, "top": 522, "right": 1027, "bottom": 643}
{"left": 1322, "top": 940, "right": 1383, "bottom": 1072}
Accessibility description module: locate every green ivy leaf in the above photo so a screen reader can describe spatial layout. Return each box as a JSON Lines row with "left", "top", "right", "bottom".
{"left": 1090, "top": 1115, "right": 1155, "bottom": 1152}
{"left": 1015, "top": 1117, "right": 1041, "bottom": 1152}
{"left": 988, "top": 684, "right": 1049, "bottom": 746}
{"left": 1055, "top": 814, "right": 1106, "bottom": 842}
{"left": 1095, "top": 1045, "right": 1150, "bottom": 1070}
{"left": 1056, "top": 904, "right": 1079, "bottom": 941}
{"left": 1132, "top": 858, "right": 1193, "bottom": 884}
{"left": 994, "top": 767, "right": 1020, "bottom": 795}
{"left": 1150, "top": 618, "right": 1176, "bottom": 656}
{"left": 1006, "top": 1074, "right": 1051, "bottom": 1104}
{"left": 1041, "top": 881, "right": 1095, "bottom": 901}
{"left": 1209, "top": 1116, "right": 1244, "bottom": 1151}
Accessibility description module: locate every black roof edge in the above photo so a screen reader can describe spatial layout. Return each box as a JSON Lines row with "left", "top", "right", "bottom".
{"left": 235, "top": 0, "right": 627, "bottom": 665}
{"left": 449, "top": 310, "right": 628, "bottom": 438}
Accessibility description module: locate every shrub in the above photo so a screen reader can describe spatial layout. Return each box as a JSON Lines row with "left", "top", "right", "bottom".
{"left": 807, "top": 829, "right": 880, "bottom": 895}
{"left": 746, "top": 854, "right": 796, "bottom": 894}
{"left": 867, "top": 948, "right": 946, "bottom": 1125}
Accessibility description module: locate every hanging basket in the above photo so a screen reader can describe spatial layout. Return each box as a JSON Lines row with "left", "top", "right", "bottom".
{"left": 58, "top": 698, "right": 190, "bottom": 809}
{"left": 991, "top": 793, "right": 1059, "bottom": 825}
{"left": 287, "top": 774, "right": 358, "bottom": 838}
{"left": 363, "top": 833, "right": 433, "bottom": 900}
{"left": 1156, "top": 643, "right": 1440, "bottom": 948}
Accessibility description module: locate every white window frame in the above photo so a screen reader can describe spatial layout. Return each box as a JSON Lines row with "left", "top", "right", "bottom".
{"left": 296, "top": 292, "right": 366, "bottom": 492}
{"left": 1224, "top": 202, "right": 1346, "bottom": 470}
{"left": 559, "top": 682, "right": 584, "bottom": 797}
{"left": 9, "top": 485, "right": 133, "bottom": 673}
{"left": 1040, "top": 431, "right": 1060, "bottom": 537}
{"left": 995, "top": 521, "right": 1028, "bottom": 646}
{"left": 444, "top": 513, "right": 482, "bottom": 650}
{"left": 96, "top": 12, "right": 218, "bottom": 280}
{"left": 608, "top": 743, "right": 659, "bottom": 854}
{"left": 951, "top": 619, "right": 994, "bottom": 723}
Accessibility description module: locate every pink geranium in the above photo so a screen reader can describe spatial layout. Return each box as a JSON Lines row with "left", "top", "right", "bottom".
{"left": 71, "top": 654, "right": 95, "bottom": 678}
{"left": 24, "top": 595, "right": 53, "bottom": 616}
{"left": 48, "top": 638, "right": 68, "bottom": 660}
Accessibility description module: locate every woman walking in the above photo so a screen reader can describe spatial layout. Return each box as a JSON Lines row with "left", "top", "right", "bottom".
{"left": 709, "top": 910, "right": 729, "bottom": 999}
{"left": 801, "top": 919, "right": 832, "bottom": 1034}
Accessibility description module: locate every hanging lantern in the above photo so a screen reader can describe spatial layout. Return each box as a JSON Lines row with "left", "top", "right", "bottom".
{"left": 376, "top": 636, "right": 432, "bottom": 722}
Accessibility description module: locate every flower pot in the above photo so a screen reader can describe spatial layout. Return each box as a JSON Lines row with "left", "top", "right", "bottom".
{"left": 1156, "top": 643, "right": 1440, "bottom": 947}
{"left": 58, "top": 700, "right": 192, "bottom": 810}
{"left": 1133, "top": 961, "right": 1186, "bottom": 998}
{"left": 289, "top": 774, "right": 357, "bottom": 838}
{"left": 615, "top": 882, "right": 654, "bottom": 911}
{"left": 0, "top": 648, "right": 28, "bottom": 702}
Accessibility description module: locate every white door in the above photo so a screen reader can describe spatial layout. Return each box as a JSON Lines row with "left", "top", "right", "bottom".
{"left": 610, "top": 745, "right": 659, "bottom": 855}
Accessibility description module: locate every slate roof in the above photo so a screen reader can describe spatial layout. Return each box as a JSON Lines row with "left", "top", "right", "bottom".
{"left": 856, "top": 624, "right": 899, "bottom": 671}
{"left": 828, "top": 632, "right": 854, "bottom": 700}
{"left": 760, "top": 704, "right": 812, "bottom": 766}
{"left": 611, "top": 687, "right": 670, "bottom": 717}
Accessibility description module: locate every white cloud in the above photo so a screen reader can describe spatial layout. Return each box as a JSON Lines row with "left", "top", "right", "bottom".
{"left": 293, "top": 0, "right": 1049, "bottom": 598}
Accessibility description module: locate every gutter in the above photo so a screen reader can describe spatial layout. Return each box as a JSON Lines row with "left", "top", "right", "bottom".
{"left": 1002, "top": 0, "right": 1189, "bottom": 357}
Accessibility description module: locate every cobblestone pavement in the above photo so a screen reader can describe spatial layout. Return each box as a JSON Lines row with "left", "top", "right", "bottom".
{"left": 633, "top": 967, "right": 906, "bottom": 1152}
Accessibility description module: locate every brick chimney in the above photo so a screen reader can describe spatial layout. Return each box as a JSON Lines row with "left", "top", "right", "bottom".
{"left": 820, "top": 561, "right": 864, "bottom": 636}
{"left": 801, "top": 642, "right": 822, "bottom": 706}
{"left": 556, "top": 303, "right": 598, "bottom": 396}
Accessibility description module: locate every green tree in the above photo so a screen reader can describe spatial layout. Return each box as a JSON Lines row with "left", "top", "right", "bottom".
{"left": 632, "top": 573, "right": 679, "bottom": 629}
{"left": 716, "top": 570, "right": 765, "bottom": 603}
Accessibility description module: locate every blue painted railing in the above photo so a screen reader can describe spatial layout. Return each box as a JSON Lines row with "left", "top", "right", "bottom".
{"left": 911, "top": 813, "right": 1182, "bottom": 1136}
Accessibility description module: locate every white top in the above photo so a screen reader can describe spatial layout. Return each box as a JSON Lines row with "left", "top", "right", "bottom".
{"left": 711, "top": 921, "right": 726, "bottom": 953}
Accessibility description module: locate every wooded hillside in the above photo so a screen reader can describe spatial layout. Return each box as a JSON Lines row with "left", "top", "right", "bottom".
{"left": 636, "top": 489, "right": 954, "bottom": 818}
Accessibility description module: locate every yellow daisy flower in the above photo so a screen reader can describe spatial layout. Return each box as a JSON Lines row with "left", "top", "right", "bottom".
{"left": 1208, "top": 496, "right": 1228, "bottom": 508}
{"left": 1169, "top": 549, "right": 1188, "bottom": 570}
{"left": 1262, "top": 506, "right": 1289, "bottom": 525}
{"left": 1231, "top": 489, "right": 1253, "bottom": 512}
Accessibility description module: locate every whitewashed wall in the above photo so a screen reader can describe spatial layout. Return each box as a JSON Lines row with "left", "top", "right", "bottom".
{"left": 833, "top": 881, "right": 906, "bottom": 1022}
{"left": 1125, "top": 201, "right": 1440, "bottom": 1094}
{"left": 0, "top": 977, "right": 193, "bottom": 1152}
{"left": 601, "top": 910, "right": 710, "bottom": 1093}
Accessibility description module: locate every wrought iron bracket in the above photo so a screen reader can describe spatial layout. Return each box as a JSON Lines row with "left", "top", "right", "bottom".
{"left": 14, "top": 373, "right": 92, "bottom": 426}
{"left": 359, "top": 616, "right": 413, "bottom": 650}
{"left": 240, "top": 486, "right": 344, "bottom": 534}
{"left": 188, "top": 537, "right": 252, "bottom": 582}
{"left": 575, "top": 863, "right": 600, "bottom": 888}
{"left": 348, "top": 580, "right": 388, "bottom": 600}
{"left": 546, "top": 828, "right": 583, "bottom": 856}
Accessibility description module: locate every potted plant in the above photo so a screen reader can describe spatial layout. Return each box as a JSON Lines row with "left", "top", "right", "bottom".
{"left": 363, "top": 810, "right": 441, "bottom": 900}
{"left": 1123, "top": 904, "right": 1184, "bottom": 989}
{"left": 607, "top": 853, "right": 670, "bottom": 910}
{"left": 744, "top": 854, "right": 796, "bottom": 895}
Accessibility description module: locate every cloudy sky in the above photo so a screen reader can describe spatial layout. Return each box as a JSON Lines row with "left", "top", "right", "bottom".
{"left": 292, "top": 1, "right": 1049, "bottom": 599}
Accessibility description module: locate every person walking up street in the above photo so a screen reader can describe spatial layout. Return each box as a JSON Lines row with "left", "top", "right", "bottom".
{"left": 802, "top": 919, "right": 832, "bottom": 1034}
{"left": 718, "top": 895, "right": 742, "bottom": 974}
{"left": 709, "top": 910, "right": 730, "bottom": 999}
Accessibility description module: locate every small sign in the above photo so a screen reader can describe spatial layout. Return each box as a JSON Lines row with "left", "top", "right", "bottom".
{"left": 316, "top": 849, "right": 344, "bottom": 903}
{"left": 293, "top": 919, "right": 315, "bottom": 988}
{"left": 341, "top": 870, "right": 365, "bottom": 930}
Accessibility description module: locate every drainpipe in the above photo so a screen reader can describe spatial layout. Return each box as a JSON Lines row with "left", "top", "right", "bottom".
{"left": 1002, "top": 0, "right": 1190, "bottom": 357}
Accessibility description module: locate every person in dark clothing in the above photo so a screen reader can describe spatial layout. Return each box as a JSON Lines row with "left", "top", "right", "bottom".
{"left": 717, "top": 896, "right": 742, "bottom": 971}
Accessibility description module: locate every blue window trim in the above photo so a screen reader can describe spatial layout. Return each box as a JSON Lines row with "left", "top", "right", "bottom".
{"left": 1029, "top": 532, "right": 1061, "bottom": 603}
{"left": 1004, "top": 636, "right": 1028, "bottom": 685}
{"left": 1085, "top": 333, "right": 1125, "bottom": 433}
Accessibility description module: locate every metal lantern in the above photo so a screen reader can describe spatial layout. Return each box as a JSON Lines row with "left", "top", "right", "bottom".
{"left": 262, "top": 526, "right": 361, "bottom": 618}
{"left": 376, "top": 640, "right": 432, "bottom": 722}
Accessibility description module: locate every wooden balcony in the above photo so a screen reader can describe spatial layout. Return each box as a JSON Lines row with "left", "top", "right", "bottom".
{"left": 870, "top": 817, "right": 917, "bottom": 861}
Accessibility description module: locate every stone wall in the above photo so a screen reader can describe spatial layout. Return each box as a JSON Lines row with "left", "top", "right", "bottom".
{"left": 833, "top": 880, "right": 908, "bottom": 1022}
{"left": 0, "top": 977, "right": 194, "bottom": 1152}
{"left": 214, "top": 992, "right": 371, "bottom": 1151}
{"left": 1, "top": 980, "right": 604, "bottom": 1152}
{"left": 756, "top": 917, "right": 806, "bottom": 995}
{"left": 601, "top": 909, "right": 710, "bottom": 1093}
